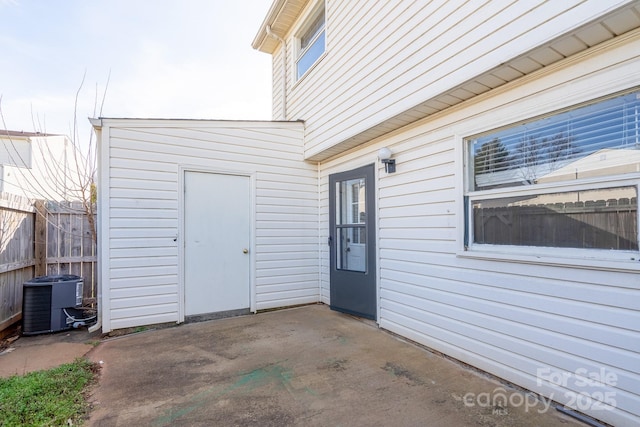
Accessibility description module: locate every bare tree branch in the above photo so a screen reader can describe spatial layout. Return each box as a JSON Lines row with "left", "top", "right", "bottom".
{"left": 0, "top": 75, "right": 108, "bottom": 244}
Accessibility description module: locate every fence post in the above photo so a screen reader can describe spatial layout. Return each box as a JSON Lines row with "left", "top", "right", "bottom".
{"left": 34, "top": 200, "right": 47, "bottom": 276}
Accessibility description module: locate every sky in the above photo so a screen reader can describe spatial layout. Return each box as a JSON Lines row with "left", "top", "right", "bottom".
{"left": 0, "top": 0, "right": 273, "bottom": 142}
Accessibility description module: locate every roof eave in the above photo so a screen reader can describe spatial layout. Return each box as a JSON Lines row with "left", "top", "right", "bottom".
{"left": 252, "top": 0, "right": 308, "bottom": 54}
{"left": 252, "top": 0, "right": 286, "bottom": 53}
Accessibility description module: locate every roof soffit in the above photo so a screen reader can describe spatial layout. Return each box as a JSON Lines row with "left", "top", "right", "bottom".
{"left": 252, "top": 0, "right": 309, "bottom": 53}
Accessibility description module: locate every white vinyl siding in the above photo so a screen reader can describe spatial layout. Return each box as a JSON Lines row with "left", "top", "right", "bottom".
{"left": 279, "top": 0, "right": 633, "bottom": 160}
{"left": 98, "top": 121, "right": 319, "bottom": 331}
{"left": 272, "top": 47, "right": 286, "bottom": 120}
{"left": 319, "top": 32, "right": 640, "bottom": 427}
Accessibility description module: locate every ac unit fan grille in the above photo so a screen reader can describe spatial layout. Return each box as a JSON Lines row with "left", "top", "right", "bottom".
{"left": 23, "top": 286, "right": 52, "bottom": 333}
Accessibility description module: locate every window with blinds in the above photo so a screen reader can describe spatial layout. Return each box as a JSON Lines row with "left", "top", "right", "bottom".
{"left": 465, "top": 90, "right": 640, "bottom": 253}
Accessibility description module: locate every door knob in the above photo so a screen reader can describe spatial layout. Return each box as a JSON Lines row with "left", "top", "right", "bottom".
{"left": 243, "top": 248, "right": 249, "bottom": 254}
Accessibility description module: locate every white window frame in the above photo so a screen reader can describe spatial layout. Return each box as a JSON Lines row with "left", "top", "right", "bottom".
{"left": 462, "top": 90, "right": 640, "bottom": 269}
{"left": 295, "top": 1, "right": 326, "bottom": 81}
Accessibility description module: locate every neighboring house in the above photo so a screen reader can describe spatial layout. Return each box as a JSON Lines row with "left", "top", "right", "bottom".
{"left": 92, "top": 1, "right": 640, "bottom": 426}
{"left": 0, "top": 130, "right": 81, "bottom": 201}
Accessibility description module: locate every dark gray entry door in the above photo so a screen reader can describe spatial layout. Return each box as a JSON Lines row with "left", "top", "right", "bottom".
{"left": 329, "top": 164, "right": 376, "bottom": 320}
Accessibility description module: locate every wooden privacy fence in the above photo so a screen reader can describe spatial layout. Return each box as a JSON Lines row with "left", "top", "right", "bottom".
{"left": 39, "top": 200, "right": 97, "bottom": 297}
{"left": 474, "top": 197, "right": 638, "bottom": 250}
{"left": 0, "top": 193, "right": 96, "bottom": 334}
{"left": 0, "top": 193, "right": 34, "bottom": 333}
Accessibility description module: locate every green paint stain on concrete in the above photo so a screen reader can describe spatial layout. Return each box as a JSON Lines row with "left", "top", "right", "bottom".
{"left": 153, "top": 362, "right": 302, "bottom": 426}
{"left": 303, "top": 386, "right": 318, "bottom": 396}
{"left": 234, "top": 364, "right": 293, "bottom": 391}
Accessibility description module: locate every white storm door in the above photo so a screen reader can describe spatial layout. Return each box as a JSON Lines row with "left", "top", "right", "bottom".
{"left": 184, "top": 171, "right": 251, "bottom": 315}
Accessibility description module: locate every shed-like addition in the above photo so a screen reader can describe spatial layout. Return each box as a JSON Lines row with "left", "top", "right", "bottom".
{"left": 91, "top": 119, "right": 318, "bottom": 331}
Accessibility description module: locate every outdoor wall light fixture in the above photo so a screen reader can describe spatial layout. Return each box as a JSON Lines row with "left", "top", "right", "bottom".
{"left": 378, "top": 147, "right": 396, "bottom": 173}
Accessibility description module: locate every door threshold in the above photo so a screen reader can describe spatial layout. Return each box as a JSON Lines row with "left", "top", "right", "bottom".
{"left": 185, "top": 308, "right": 250, "bottom": 323}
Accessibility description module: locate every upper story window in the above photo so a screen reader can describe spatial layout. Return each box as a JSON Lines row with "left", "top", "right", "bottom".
{"left": 296, "top": 3, "right": 325, "bottom": 80}
{"left": 465, "top": 90, "right": 640, "bottom": 257}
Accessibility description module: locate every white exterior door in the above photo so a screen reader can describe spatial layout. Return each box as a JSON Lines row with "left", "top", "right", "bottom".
{"left": 184, "top": 171, "right": 251, "bottom": 316}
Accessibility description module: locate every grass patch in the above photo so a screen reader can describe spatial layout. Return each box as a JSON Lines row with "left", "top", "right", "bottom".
{"left": 0, "top": 358, "right": 98, "bottom": 426}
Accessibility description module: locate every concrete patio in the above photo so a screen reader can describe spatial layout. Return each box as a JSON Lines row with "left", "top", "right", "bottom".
{"left": 86, "top": 305, "right": 584, "bottom": 426}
